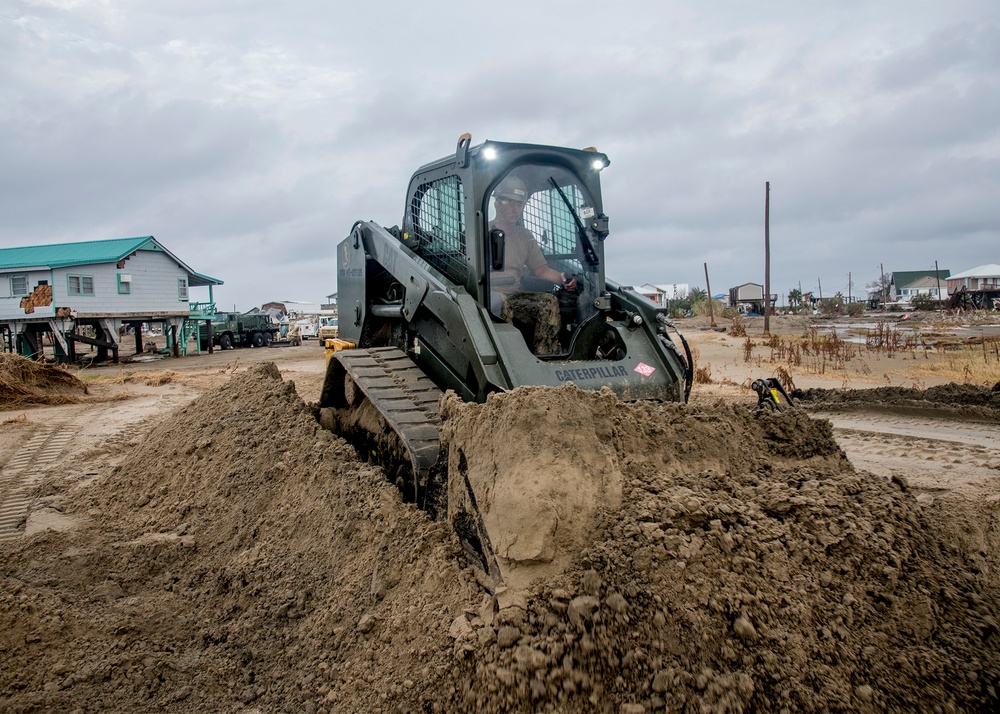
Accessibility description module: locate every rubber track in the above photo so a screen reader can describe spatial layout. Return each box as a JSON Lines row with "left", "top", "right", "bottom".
{"left": 333, "top": 347, "right": 444, "bottom": 480}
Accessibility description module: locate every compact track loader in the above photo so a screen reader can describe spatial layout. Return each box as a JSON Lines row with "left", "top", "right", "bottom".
{"left": 320, "top": 135, "right": 692, "bottom": 585}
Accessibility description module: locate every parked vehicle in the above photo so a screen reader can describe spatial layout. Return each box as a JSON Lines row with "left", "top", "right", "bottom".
{"left": 317, "top": 316, "right": 339, "bottom": 343}
{"left": 295, "top": 318, "right": 317, "bottom": 340}
{"left": 198, "top": 312, "right": 277, "bottom": 350}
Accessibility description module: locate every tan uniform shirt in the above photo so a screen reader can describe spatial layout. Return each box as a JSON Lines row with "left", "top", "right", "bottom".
{"left": 491, "top": 222, "right": 548, "bottom": 294}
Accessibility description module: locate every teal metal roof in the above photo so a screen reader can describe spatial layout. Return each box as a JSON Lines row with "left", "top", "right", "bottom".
{"left": 0, "top": 236, "right": 222, "bottom": 286}
{"left": 0, "top": 236, "right": 159, "bottom": 269}
{"left": 189, "top": 270, "right": 223, "bottom": 287}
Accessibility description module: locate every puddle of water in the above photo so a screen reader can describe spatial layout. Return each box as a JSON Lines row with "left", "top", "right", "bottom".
{"left": 808, "top": 321, "right": 958, "bottom": 347}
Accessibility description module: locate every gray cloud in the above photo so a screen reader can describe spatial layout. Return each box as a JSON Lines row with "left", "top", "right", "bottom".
{"left": 1, "top": 0, "right": 997, "bottom": 309}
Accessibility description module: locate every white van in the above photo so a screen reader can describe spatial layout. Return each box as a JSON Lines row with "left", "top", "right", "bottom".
{"left": 295, "top": 318, "right": 317, "bottom": 340}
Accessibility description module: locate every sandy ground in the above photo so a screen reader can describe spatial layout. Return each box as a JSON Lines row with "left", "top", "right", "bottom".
{"left": 0, "top": 314, "right": 998, "bottom": 712}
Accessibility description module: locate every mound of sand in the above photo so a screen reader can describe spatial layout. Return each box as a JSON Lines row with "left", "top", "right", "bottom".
{"left": 443, "top": 386, "right": 998, "bottom": 712}
{"left": 1, "top": 363, "right": 478, "bottom": 713}
{"left": 793, "top": 382, "right": 1000, "bottom": 422}
{"left": 0, "top": 353, "right": 88, "bottom": 408}
{"left": 0, "top": 365, "right": 997, "bottom": 712}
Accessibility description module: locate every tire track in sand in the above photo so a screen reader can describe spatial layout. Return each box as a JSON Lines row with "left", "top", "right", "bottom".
{"left": 0, "top": 413, "right": 78, "bottom": 541}
{"left": 816, "top": 411, "right": 1000, "bottom": 498}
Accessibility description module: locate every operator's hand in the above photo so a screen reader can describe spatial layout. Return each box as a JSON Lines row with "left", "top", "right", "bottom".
{"left": 561, "top": 273, "right": 578, "bottom": 291}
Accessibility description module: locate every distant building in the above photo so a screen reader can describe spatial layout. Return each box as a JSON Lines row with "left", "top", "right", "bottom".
{"left": 729, "top": 282, "right": 766, "bottom": 314}
{"left": 267, "top": 300, "right": 326, "bottom": 317}
{"left": 888, "top": 269, "right": 950, "bottom": 302}
{"left": 636, "top": 283, "right": 690, "bottom": 307}
{"left": 946, "top": 264, "right": 1000, "bottom": 310}
{"left": 1, "top": 236, "right": 221, "bottom": 362}
{"left": 946, "top": 264, "right": 1000, "bottom": 293}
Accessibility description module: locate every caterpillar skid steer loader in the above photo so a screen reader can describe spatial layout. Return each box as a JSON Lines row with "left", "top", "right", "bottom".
{"left": 320, "top": 135, "right": 692, "bottom": 586}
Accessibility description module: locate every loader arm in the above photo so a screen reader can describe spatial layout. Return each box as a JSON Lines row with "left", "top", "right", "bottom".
{"left": 606, "top": 279, "right": 694, "bottom": 401}
{"left": 336, "top": 220, "right": 514, "bottom": 401}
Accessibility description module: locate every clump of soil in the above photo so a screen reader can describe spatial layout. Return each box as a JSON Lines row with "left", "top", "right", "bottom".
{"left": 793, "top": 382, "right": 1000, "bottom": 421}
{"left": 0, "top": 353, "right": 88, "bottom": 407}
{"left": 113, "top": 370, "right": 177, "bottom": 386}
{"left": 442, "top": 385, "right": 998, "bottom": 712}
{"left": 1, "top": 367, "right": 997, "bottom": 713}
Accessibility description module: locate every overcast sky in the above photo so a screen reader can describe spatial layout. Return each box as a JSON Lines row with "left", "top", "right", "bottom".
{"left": 2, "top": 0, "right": 997, "bottom": 310}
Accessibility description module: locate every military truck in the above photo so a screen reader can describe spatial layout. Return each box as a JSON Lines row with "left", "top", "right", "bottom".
{"left": 198, "top": 311, "right": 277, "bottom": 350}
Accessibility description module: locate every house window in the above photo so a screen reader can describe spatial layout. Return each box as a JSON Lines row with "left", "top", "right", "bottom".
{"left": 10, "top": 274, "right": 28, "bottom": 296}
{"left": 118, "top": 274, "right": 132, "bottom": 294}
{"left": 68, "top": 274, "right": 95, "bottom": 296}
{"left": 178, "top": 278, "right": 188, "bottom": 300}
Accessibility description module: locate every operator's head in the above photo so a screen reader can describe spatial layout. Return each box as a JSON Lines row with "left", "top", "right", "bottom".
{"left": 494, "top": 175, "right": 527, "bottom": 224}
{"left": 495, "top": 175, "right": 527, "bottom": 206}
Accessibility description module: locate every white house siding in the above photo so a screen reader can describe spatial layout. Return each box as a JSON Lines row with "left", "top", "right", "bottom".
{"left": 54, "top": 249, "right": 190, "bottom": 315}
{"left": 0, "top": 268, "right": 55, "bottom": 320}
{"left": 1, "top": 248, "right": 191, "bottom": 321}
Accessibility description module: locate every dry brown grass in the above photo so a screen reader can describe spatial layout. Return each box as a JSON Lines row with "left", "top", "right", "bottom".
{"left": 775, "top": 365, "right": 796, "bottom": 392}
{"left": 0, "top": 353, "right": 88, "bottom": 408}
{"left": 907, "top": 338, "right": 1000, "bottom": 385}
{"left": 737, "top": 324, "right": 1000, "bottom": 387}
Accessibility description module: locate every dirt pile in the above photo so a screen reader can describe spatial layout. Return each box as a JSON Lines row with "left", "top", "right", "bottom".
{"left": 793, "top": 382, "right": 1000, "bottom": 421}
{"left": 1, "top": 363, "right": 479, "bottom": 713}
{"left": 112, "top": 369, "right": 178, "bottom": 387}
{"left": 0, "top": 353, "right": 88, "bottom": 408}
{"left": 442, "top": 386, "right": 999, "bottom": 712}
{"left": 1, "top": 367, "right": 997, "bottom": 712}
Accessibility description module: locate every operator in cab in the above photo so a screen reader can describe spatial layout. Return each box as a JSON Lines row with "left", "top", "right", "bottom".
{"left": 489, "top": 175, "right": 576, "bottom": 356}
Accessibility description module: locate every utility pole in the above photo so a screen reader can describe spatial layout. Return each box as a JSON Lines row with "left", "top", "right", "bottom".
{"left": 880, "top": 263, "right": 887, "bottom": 306}
{"left": 848, "top": 272, "right": 852, "bottom": 303}
{"left": 764, "top": 181, "right": 771, "bottom": 335}
{"left": 934, "top": 260, "right": 942, "bottom": 305}
{"left": 818, "top": 278, "right": 823, "bottom": 300}
{"left": 704, "top": 262, "right": 716, "bottom": 328}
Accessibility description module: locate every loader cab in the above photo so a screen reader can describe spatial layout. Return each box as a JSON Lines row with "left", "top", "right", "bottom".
{"left": 400, "top": 139, "right": 612, "bottom": 358}
{"left": 484, "top": 162, "right": 607, "bottom": 356}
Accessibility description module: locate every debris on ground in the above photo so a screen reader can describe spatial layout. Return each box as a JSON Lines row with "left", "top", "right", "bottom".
{"left": 0, "top": 353, "right": 88, "bottom": 408}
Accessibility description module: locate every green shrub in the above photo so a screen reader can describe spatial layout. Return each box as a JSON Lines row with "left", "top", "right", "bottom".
{"left": 911, "top": 293, "right": 940, "bottom": 311}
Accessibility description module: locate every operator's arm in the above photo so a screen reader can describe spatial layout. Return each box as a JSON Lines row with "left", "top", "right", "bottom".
{"left": 532, "top": 264, "right": 577, "bottom": 290}
{"left": 524, "top": 234, "right": 577, "bottom": 289}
